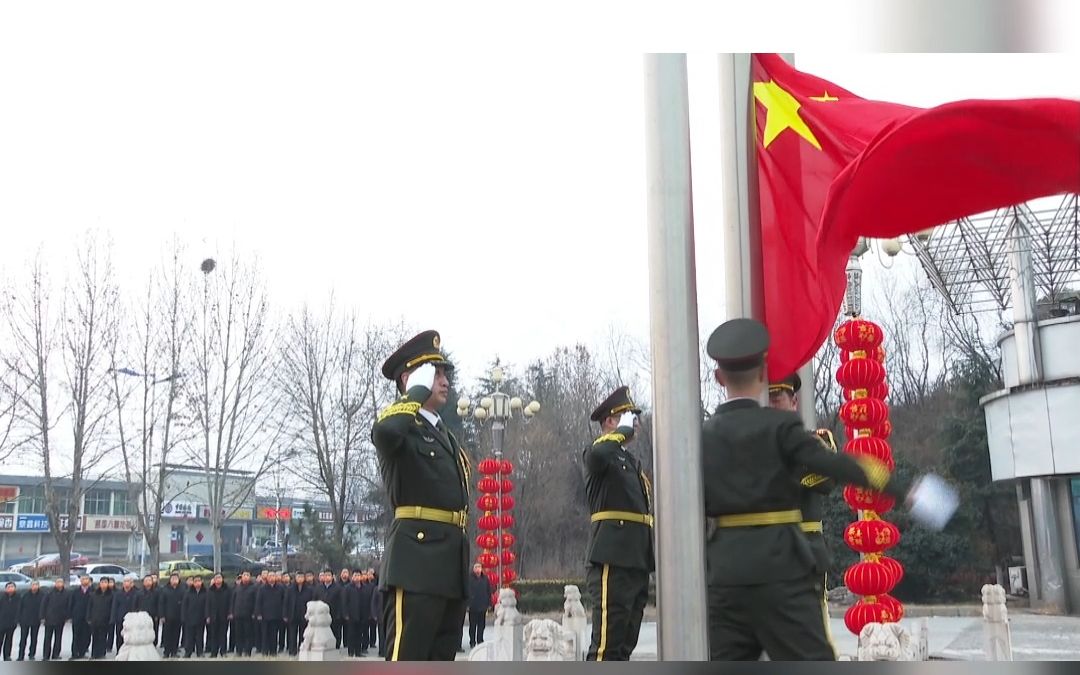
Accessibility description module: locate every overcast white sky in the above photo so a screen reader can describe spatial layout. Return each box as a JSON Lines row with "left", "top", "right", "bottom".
{"left": 2, "top": 6, "right": 1078, "bottom": 401}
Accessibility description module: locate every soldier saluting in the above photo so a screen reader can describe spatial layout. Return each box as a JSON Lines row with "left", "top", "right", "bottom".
{"left": 702, "top": 318, "right": 956, "bottom": 661}
{"left": 372, "top": 330, "right": 472, "bottom": 661}
{"left": 582, "top": 386, "right": 654, "bottom": 661}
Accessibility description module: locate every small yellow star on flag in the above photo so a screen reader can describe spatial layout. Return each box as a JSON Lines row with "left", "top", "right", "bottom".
{"left": 753, "top": 79, "right": 822, "bottom": 150}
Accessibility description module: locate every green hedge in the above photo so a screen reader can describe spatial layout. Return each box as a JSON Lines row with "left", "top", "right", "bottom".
{"left": 513, "top": 579, "right": 656, "bottom": 614}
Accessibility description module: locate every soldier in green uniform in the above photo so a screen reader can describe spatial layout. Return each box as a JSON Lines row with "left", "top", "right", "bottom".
{"left": 371, "top": 330, "right": 472, "bottom": 661}
{"left": 582, "top": 386, "right": 655, "bottom": 662}
{"left": 702, "top": 318, "right": 956, "bottom": 661}
{"left": 768, "top": 372, "right": 838, "bottom": 649}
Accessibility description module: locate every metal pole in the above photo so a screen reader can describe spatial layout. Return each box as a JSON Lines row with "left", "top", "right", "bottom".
{"left": 1008, "top": 211, "right": 1066, "bottom": 611}
{"left": 719, "top": 53, "right": 757, "bottom": 321}
{"left": 644, "top": 53, "right": 709, "bottom": 661}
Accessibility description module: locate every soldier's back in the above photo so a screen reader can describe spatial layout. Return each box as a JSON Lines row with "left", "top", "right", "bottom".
{"left": 702, "top": 399, "right": 816, "bottom": 585}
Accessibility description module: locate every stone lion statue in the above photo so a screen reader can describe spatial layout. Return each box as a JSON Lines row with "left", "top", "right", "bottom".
{"left": 494, "top": 588, "right": 520, "bottom": 626}
{"left": 858, "top": 622, "right": 916, "bottom": 661}
{"left": 114, "top": 611, "right": 160, "bottom": 661}
{"left": 300, "top": 600, "right": 337, "bottom": 654}
{"left": 523, "top": 619, "right": 576, "bottom": 661}
{"left": 563, "top": 585, "right": 586, "bottom": 619}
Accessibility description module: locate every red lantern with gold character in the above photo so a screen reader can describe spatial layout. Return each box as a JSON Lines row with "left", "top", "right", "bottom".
{"left": 479, "top": 458, "right": 500, "bottom": 475}
{"left": 477, "top": 494, "right": 498, "bottom": 511}
{"left": 500, "top": 460, "right": 514, "bottom": 476}
{"left": 844, "top": 519, "right": 901, "bottom": 554}
{"left": 478, "top": 477, "right": 499, "bottom": 494}
{"left": 501, "top": 550, "right": 516, "bottom": 566}
{"left": 843, "top": 560, "right": 897, "bottom": 596}
{"left": 844, "top": 598, "right": 896, "bottom": 635}
{"left": 878, "top": 594, "right": 905, "bottom": 621}
{"left": 840, "top": 398, "right": 888, "bottom": 429}
{"left": 501, "top": 513, "right": 514, "bottom": 529}
{"left": 502, "top": 568, "right": 517, "bottom": 584}
{"left": 501, "top": 533, "right": 515, "bottom": 548}
{"left": 478, "top": 515, "right": 499, "bottom": 531}
{"left": 843, "top": 485, "right": 897, "bottom": 514}
{"left": 476, "top": 534, "right": 497, "bottom": 550}
{"left": 834, "top": 319, "right": 884, "bottom": 352}
{"left": 478, "top": 552, "right": 498, "bottom": 569}
{"left": 836, "top": 358, "right": 886, "bottom": 390}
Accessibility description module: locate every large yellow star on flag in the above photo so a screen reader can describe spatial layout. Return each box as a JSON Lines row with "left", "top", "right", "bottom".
{"left": 753, "top": 79, "right": 822, "bottom": 151}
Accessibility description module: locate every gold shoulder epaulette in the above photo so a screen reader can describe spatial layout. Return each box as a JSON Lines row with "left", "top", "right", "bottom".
{"left": 800, "top": 473, "right": 829, "bottom": 488}
{"left": 377, "top": 400, "right": 421, "bottom": 423}
{"left": 593, "top": 432, "right": 626, "bottom": 446}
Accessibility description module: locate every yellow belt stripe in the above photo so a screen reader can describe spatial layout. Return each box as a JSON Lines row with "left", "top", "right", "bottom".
{"left": 714, "top": 509, "right": 802, "bottom": 528}
{"left": 800, "top": 521, "right": 824, "bottom": 533}
{"left": 391, "top": 587, "right": 403, "bottom": 661}
{"left": 394, "top": 505, "right": 468, "bottom": 528}
{"left": 597, "top": 564, "right": 609, "bottom": 662}
{"left": 591, "top": 510, "right": 654, "bottom": 527}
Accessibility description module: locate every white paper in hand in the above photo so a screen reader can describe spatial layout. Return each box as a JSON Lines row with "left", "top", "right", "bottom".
{"left": 406, "top": 363, "right": 437, "bottom": 392}
{"left": 907, "top": 473, "right": 959, "bottom": 531}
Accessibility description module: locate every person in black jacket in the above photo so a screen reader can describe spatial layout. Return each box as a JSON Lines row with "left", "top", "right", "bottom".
{"left": 181, "top": 576, "right": 208, "bottom": 658}
{"left": 0, "top": 583, "right": 19, "bottom": 660}
{"left": 134, "top": 575, "right": 160, "bottom": 647}
{"left": 313, "top": 570, "right": 342, "bottom": 648}
{"left": 17, "top": 580, "right": 44, "bottom": 660}
{"left": 110, "top": 577, "right": 138, "bottom": 652}
{"left": 467, "top": 563, "right": 494, "bottom": 648}
{"left": 158, "top": 574, "right": 184, "bottom": 658}
{"left": 68, "top": 574, "right": 92, "bottom": 656}
{"left": 46, "top": 577, "right": 75, "bottom": 660}
{"left": 229, "top": 574, "right": 242, "bottom": 654}
{"left": 205, "top": 574, "right": 231, "bottom": 658}
{"left": 371, "top": 582, "right": 386, "bottom": 658}
{"left": 88, "top": 578, "right": 114, "bottom": 659}
{"left": 275, "top": 573, "right": 290, "bottom": 653}
{"left": 254, "top": 572, "right": 285, "bottom": 656}
{"left": 365, "top": 569, "right": 378, "bottom": 652}
{"left": 284, "top": 573, "right": 313, "bottom": 656}
{"left": 345, "top": 571, "right": 373, "bottom": 657}
{"left": 230, "top": 571, "right": 257, "bottom": 657}
{"left": 105, "top": 577, "right": 117, "bottom": 653}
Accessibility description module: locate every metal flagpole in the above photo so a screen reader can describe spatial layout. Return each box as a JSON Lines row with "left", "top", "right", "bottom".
{"left": 643, "top": 53, "right": 709, "bottom": 661}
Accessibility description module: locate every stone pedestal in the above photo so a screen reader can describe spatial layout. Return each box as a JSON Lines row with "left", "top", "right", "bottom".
{"left": 114, "top": 611, "right": 160, "bottom": 661}
{"left": 561, "top": 584, "right": 588, "bottom": 660}
{"left": 982, "top": 583, "right": 1013, "bottom": 660}
{"left": 298, "top": 600, "right": 338, "bottom": 661}
{"left": 492, "top": 588, "right": 523, "bottom": 660}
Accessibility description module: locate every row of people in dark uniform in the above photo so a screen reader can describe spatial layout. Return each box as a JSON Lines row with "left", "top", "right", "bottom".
{"left": 0, "top": 565, "right": 385, "bottom": 660}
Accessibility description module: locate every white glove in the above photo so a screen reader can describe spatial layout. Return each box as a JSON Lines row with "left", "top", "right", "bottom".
{"left": 405, "top": 363, "right": 436, "bottom": 392}
{"left": 617, "top": 411, "right": 637, "bottom": 431}
{"left": 906, "top": 473, "right": 959, "bottom": 531}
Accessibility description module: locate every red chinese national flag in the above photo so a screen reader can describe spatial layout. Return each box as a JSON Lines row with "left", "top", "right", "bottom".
{"left": 752, "top": 53, "right": 1080, "bottom": 381}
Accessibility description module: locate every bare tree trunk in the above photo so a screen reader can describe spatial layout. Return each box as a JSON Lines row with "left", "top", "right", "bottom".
{"left": 185, "top": 252, "right": 279, "bottom": 573}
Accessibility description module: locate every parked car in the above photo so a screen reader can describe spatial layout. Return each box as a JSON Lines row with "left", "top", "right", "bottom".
{"left": 158, "top": 560, "right": 212, "bottom": 581}
{"left": 190, "top": 552, "right": 266, "bottom": 577}
{"left": 8, "top": 552, "right": 89, "bottom": 577}
{"left": 69, "top": 563, "right": 136, "bottom": 585}
{"left": 0, "top": 571, "right": 36, "bottom": 594}
{"left": 258, "top": 549, "right": 299, "bottom": 570}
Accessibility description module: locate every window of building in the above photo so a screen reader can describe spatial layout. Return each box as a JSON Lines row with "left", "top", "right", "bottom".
{"left": 17, "top": 486, "right": 45, "bottom": 514}
{"left": 113, "top": 491, "right": 135, "bottom": 516}
{"left": 83, "top": 489, "right": 112, "bottom": 515}
{"left": 0, "top": 499, "right": 14, "bottom": 514}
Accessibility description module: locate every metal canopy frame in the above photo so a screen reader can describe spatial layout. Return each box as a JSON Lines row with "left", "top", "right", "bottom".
{"left": 909, "top": 193, "right": 1080, "bottom": 314}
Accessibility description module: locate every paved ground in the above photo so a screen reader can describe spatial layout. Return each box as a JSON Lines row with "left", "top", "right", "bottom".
{"left": 621, "top": 613, "right": 1080, "bottom": 661}
{"left": 15, "top": 611, "right": 1080, "bottom": 661}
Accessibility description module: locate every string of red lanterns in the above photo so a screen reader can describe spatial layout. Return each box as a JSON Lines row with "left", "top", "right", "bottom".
{"left": 475, "top": 457, "right": 517, "bottom": 606}
{"left": 833, "top": 318, "right": 906, "bottom": 634}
